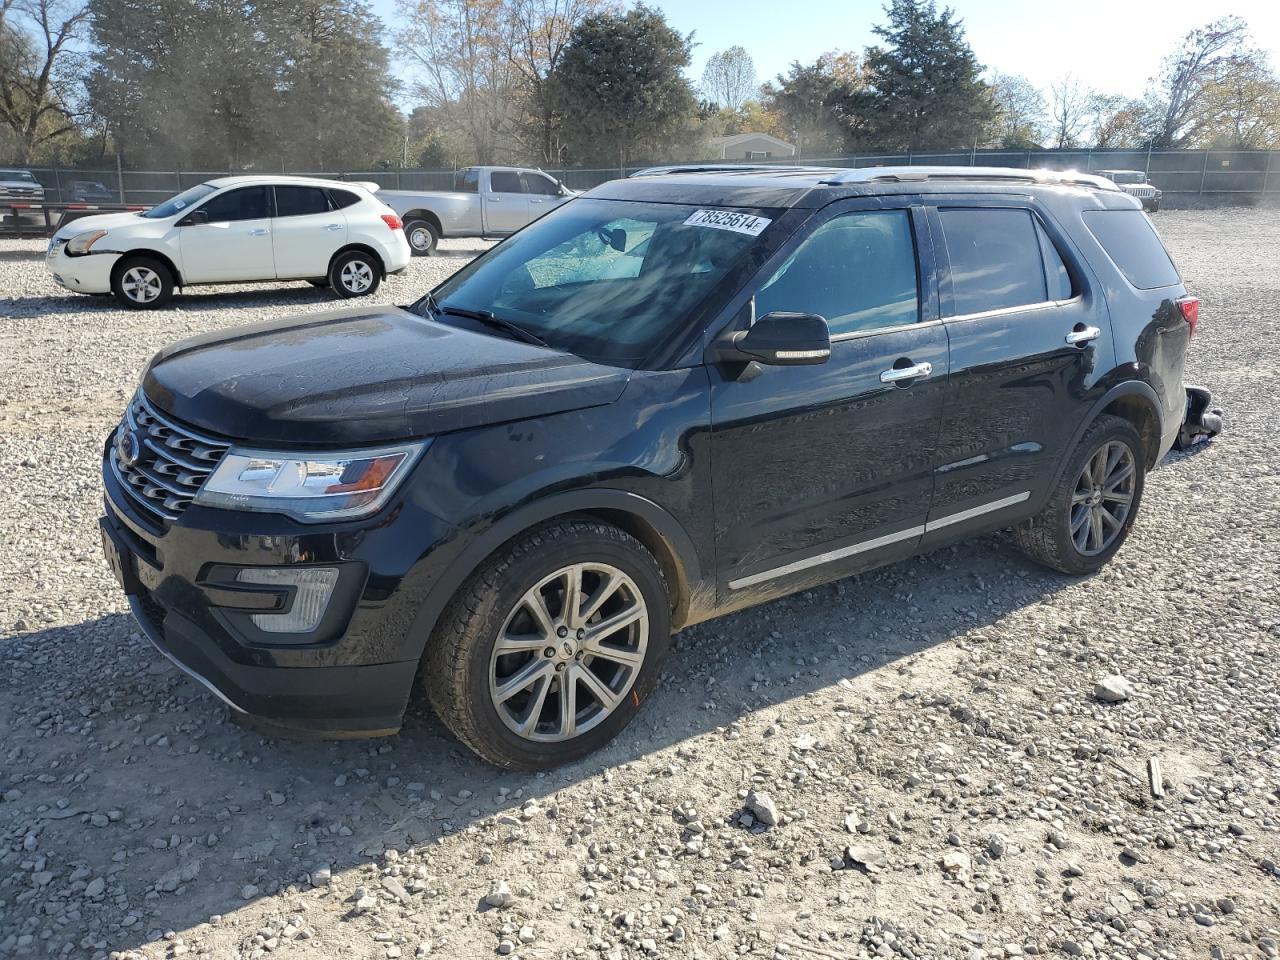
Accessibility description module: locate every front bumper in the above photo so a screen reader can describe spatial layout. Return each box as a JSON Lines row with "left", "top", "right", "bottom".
{"left": 100, "top": 447, "right": 459, "bottom": 737}
{"left": 46, "top": 244, "right": 119, "bottom": 294}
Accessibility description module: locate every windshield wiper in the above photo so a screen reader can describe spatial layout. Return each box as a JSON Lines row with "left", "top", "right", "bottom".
{"left": 436, "top": 302, "right": 549, "bottom": 348}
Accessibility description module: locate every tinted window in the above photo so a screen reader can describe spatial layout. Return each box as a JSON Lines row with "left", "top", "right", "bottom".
{"left": 328, "top": 189, "right": 360, "bottom": 209}
{"left": 941, "top": 208, "right": 1047, "bottom": 315}
{"left": 454, "top": 169, "right": 479, "bottom": 193}
{"left": 755, "top": 210, "right": 919, "bottom": 335}
{"left": 523, "top": 173, "right": 561, "bottom": 196}
{"left": 1036, "top": 222, "right": 1073, "bottom": 300}
{"left": 275, "top": 185, "right": 330, "bottom": 217}
{"left": 1082, "top": 209, "right": 1180, "bottom": 289}
{"left": 490, "top": 171, "right": 523, "bottom": 193}
{"left": 198, "top": 186, "right": 270, "bottom": 222}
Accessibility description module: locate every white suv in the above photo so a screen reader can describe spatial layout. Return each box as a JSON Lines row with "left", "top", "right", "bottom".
{"left": 46, "top": 175, "right": 412, "bottom": 308}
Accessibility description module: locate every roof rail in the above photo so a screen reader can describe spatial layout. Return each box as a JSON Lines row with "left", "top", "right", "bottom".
{"left": 817, "top": 165, "right": 1119, "bottom": 191}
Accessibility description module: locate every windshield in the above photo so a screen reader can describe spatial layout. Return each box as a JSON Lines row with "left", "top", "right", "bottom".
{"left": 427, "top": 197, "right": 778, "bottom": 365}
{"left": 142, "top": 183, "right": 217, "bottom": 218}
{"left": 1, "top": 170, "right": 37, "bottom": 183}
{"left": 1106, "top": 172, "right": 1146, "bottom": 184}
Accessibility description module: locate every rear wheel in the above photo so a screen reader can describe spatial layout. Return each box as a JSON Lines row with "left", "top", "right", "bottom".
{"left": 1013, "top": 415, "right": 1145, "bottom": 575}
{"left": 404, "top": 219, "right": 439, "bottom": 256}
{"left": 328, "top": 249, "right": 381, "bottom": 298}
{"left": 423, "top": 521, "right": 670, "bottom": 770}
{"left": 111, "top": 256, "right": 174, "bottom": 309}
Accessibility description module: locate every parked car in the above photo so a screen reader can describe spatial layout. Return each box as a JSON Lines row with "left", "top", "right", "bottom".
{"left": 100, "top": 166, "right": 1213, "bottom": 769}
{"left": 47, "top": 175, "right": 410, "bottom": 308}
{"left": 1095, "top": 169, "right": 1162, "bottom": 211}
{"left": 70, "top": 180, "right": 116, "bottom": 203}
{"left": 381, "top": 166, "right": 575, "bottom": 255}
{"left": 0, "top": 168, "right": 45, "bottom": 224}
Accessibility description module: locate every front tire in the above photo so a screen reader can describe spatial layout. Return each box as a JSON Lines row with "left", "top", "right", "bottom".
{"left": 404, "top": 219, "right": 439, "bottom": 256}
{"left": 423, "top": 521, "right": 671, "bottom": 770}
{"left": 329, "top": 249, "right": 381, "bottom": 298}
{"left": 1013, "top": 415, "right": 1145, "bottom": 575}
{"left": 111, "top": 256, "right": 174, "bottom": 309}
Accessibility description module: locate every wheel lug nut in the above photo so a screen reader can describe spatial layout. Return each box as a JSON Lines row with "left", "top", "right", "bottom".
{"left": 557, "top": 626, "right": 568, "bottom": 638}
{"left": 576, "top": 629, "right": 585, "bottom": 639}
{"left": 543, "top": 647, "right": 555, "bottom": 658}
{"left": 554, "top": 662, "right": 566, "bottom": 672}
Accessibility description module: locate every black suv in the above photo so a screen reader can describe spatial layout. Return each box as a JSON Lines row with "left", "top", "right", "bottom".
{"left": 101, "top": 166, "right": 1207, "bottom": 770}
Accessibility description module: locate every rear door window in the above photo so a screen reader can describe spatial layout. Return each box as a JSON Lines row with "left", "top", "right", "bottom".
{"left": 274, "top": 185, "right": 330, "bottom": 217}
{"left": 1082, "top": 209, "right": 1180, "bottom": 289}
{"left": 939, "top": 208, "right": 1047, "bottom": 315}
{"left": 454, "top": 169, "right": 479, "bottom": 193}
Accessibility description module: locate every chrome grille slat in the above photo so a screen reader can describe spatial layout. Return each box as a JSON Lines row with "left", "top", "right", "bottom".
{"left": 111, "top": 392, "right": 231, "bottom": 523}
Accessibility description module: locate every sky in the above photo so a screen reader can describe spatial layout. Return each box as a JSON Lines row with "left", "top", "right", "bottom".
{"left": 372, "top": 0, "right": 1280, "bottom": 103}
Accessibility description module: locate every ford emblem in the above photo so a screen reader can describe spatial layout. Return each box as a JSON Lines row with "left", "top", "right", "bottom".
{"left": 116, "top": 427, "right": 141, "bottom": 467}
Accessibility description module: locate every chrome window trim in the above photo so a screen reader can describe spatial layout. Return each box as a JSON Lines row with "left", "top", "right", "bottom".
{"left": 941, "top": 296, "right": 1081, "bottom": 325}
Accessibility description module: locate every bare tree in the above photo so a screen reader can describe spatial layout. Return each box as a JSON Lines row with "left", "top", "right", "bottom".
{"left": 506, "top": 0, "right": 607, "bottom": 164}
{"left": 1048, "top": 74, "right": 1091, "bottom": 148}
{"left": 1147, "top": 16, "right": 1249, "bottom": 148}
{"left": 397, "top": 0, "right": 518, "bottom": 164}
{"left": 988, "top": 72, "right": 1046, "bottom": 147}
{"left": 0, "top": 0, "right": 89, "bottom": 161}
{"left": 701, "top": 46, "right": 757, "bottom": 112}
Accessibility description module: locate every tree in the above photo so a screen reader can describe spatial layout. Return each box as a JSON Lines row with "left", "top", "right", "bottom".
{"left": 701, "top": 46, "right": 757, "bottom": 112}
{"left": 547, "top": 4, "right": 696, "bottom": 166}
{"left": 1146, "top": 16, "right": 1250, "bottom": 148}
{"left": 267, "top": 0, "right": 402, "bottom": 169}
{"left": 504, "top": 0, "right": 608, "bottom": 165}
{"left": 397, "top": 0, "right": 517, "bottom": 164}
{"left": 1197, "top": 55, "right": 1280, "bottom": 148}
{"left": 0, "top": 0, "right": 89, "bottom": 162}
{"left": 987, "top": 72, "right": 1045, "bottom": 148}
{"left": 852, "top": 0, "right": 993, "bottom": 150}
{"left": 1089, "top": 94, "right": 1151, "bottom": 149}
{"left": 1048, "top": 74, "right": 1091, "bottom": 148}
{"left": 761, "top": 55, "right": 858, "bottom": 156}
{"left": 86, "top": 0, "right": 400, "bottom": 169}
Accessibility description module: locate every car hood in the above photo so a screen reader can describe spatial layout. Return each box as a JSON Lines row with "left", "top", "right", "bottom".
{"left": 141, "top": 305, "right": 631, "bottom": 447}
{"left": 54, "top": 211, "right": 145, "bottom": 238}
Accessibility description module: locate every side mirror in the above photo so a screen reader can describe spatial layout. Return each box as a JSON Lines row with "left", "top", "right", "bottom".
{"left": 725, "top": 312, "right": 831, "bottom": 366}
{"left": 179, "top": 209, "right": 209, "bottom": 226}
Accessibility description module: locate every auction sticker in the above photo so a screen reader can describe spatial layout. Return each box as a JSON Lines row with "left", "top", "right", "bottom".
{"left": 683, "top": 209, "right": 772, "bottom": 236}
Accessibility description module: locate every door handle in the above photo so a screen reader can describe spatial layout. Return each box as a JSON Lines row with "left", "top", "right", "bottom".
{"left": 248, "top": 228, "right": 270, "bottom": 236}
{"left": 489, "top": 196, "right": 501, "bottom": 201}
{"left": 324, "top": 223, "right": 342, "bottom": 231}
{"left": 880, "top": 360, "right": 933, "bottom": 383}
{"left": 1065, "top": 325, "right": 1101, "bottom": 345}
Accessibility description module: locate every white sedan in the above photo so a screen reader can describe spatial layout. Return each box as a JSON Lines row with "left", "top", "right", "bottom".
{"left": 46, "top": 175, "right": 412, "bottom": 308}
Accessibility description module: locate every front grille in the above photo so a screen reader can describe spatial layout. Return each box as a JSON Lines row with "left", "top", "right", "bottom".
{"left": 110, "top": 393, "right": 231, "bottom": 522}
{"left": 1123, "top": 185, "right": 1156, "bottom": 198}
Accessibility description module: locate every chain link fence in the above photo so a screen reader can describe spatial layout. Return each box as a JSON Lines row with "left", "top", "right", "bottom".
{"left": 11, "top": 148, "right": 1280, "bottom": 206}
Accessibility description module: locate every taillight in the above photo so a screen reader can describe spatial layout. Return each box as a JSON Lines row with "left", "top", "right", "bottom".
{"left": 1177, "top": 296, "right": 1200, "bottom": 337}
{"left": 381, "top": 213, "right": 403, "bottom": 231}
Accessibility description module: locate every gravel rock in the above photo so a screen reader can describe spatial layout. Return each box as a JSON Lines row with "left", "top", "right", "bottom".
{"left": 1093, "top": 674, "right": 1136, "bottom": 702}
{"left": 744, "top": 789, "right": 780, "bottom": 827}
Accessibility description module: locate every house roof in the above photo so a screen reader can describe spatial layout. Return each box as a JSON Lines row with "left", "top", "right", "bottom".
{"left": 709, "top": 132, "right": 796, "bottom": 150}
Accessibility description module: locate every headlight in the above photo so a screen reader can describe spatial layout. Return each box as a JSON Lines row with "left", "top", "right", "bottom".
{"left": 66, "top": 230, "right": 108, "bottom": 256}
{"left": 193, "top": 442, "right": 427, "bottom": 521}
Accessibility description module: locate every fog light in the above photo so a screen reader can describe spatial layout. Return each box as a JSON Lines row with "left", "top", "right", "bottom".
{"left": 236, "top": 567, "right": 339, "bottom": 633}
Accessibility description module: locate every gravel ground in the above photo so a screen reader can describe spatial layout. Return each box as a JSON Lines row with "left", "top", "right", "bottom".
{"left": 1, "top": 211, "right": 1277, "bottom": 960}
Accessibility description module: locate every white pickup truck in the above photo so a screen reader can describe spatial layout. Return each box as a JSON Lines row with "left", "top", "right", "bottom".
{"left": 380, "top": 166, "right": 576, "bottom": 255}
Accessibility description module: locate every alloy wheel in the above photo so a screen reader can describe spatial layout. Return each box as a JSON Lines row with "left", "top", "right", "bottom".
{"left": 1070, "top": 440, "right": 1136, "bottom": 556}
{"left": 339, "top": 259, "right": 374, "bottom": 293}
{"left": 121, "top": 266, "right": 162, "bottom": 304}
{"left": 489, "top": 562, "right": 649, "bottom": 743}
